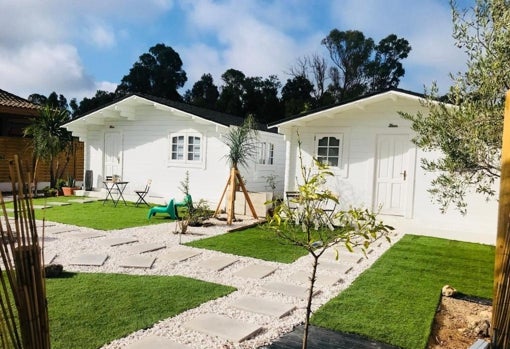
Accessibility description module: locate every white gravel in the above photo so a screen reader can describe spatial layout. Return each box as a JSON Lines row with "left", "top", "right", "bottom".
{"left": 38, "top": 216, "right": 403, "bottom": 349}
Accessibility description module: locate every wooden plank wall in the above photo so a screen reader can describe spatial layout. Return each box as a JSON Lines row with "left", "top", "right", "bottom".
{"left": 0, "top": 137, "right": 84, "bottom": 183}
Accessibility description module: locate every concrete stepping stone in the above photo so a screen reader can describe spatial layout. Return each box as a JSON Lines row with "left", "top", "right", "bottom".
{"left": 119, "top": 255, "right": 156, "bottom": 269}
{"left": 67, "top": 198, "right": 96, "bottom": 203}
{"left": 46, "top": 201, "right": 71, "bottom": 207}
{"left": 159, "top": 249, "right": 202, "bottom": 263}
{"left": 318, "top": 261, "right": 353, "bottom": 274}
{"left": 232, "top": 296, "right": 295, "bottom": 318}
{"left": 262, "top": 281, "right": 320, "bottom": 299}
{"left": 69, "top": 232, "right": 106, "bottom": 239}
{"left": 290, "top": 270, "right": 343, "bottom": 287}
{"left": 45, "top": 228, "right": 78, "bottom": 234}
{"left": 233, "top": 264, "right": 277, "bottom": 279}
{"left": 125, "top": 335, "right": 192, "bottom": 349}
{"left": 125, "top": 243, "right": 166, "bottom": 254}
{"left": 69, "top": 254, "right": 108, "bottom": 266}
{"left": 184, "top": 313, "right": 262, "bottom": 342}
{"left": 101, "top": 237, "right": 138, "bottom": 247}
{"left": 32, "top": 205, "right": 51, "bottom": 209}
{"left": 199, "top": 256, "right": 238, "bottom": 271}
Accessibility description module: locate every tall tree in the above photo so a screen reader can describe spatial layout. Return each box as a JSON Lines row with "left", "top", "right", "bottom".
{"left": 322, "top": 29, "right": 411, "bottom": 101}
{"left": 116, "top": 43, "right": 187, "bottom": 101}
{"left": 184, "top": 73, "right": 219, "bottom": 110}
{"left": 28, "top": 91, "right": 69, "bottom": 110}
{"left": 281, "top": 75, "right": 314, "bottom": 116}
{"left": 70, "top": 90, "right": 117, "bottom": 117}
{"left": 217, "top": 68, "right": 246, "bottom": 116}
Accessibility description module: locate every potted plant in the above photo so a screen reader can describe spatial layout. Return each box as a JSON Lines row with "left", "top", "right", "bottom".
{"left": 61, "top": 175, "right": 76, "bottom": 196}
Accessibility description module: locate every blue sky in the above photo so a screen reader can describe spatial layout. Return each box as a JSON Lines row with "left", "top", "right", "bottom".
{"left": 0, "top": 0, "right": 473, "bottom": 102}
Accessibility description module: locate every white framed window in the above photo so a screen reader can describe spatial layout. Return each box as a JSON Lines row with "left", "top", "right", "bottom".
{"left": 316, "top": 135, "right": 342, "bottom": 167}
{"left": 168, "top": 132, "right": 203, "bottom": 167}
{"left": 258, "top": 142, "right": 274, "bottom": 165}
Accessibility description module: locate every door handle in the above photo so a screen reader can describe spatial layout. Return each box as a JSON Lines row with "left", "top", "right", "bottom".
{"left": 400, "top": 170, "right": 407, "bottom": 181}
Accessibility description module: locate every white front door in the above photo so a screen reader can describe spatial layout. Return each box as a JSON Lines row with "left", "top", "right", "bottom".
{"left": 374, "top": 134, "right": 413, "bottom": 216}
{"left": 104, "top": 132, "right": 122, "bottom": 178}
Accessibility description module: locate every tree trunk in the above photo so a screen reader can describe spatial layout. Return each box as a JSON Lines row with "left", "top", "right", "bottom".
{"left": 302, "top": 255, "right": 319, "bottom": 349}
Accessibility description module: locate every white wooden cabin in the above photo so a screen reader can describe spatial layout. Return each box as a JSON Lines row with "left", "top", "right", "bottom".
{"left": 269, "top": 89, "right": 497, "bottom": 245}
{"left": 63, "top": 94, "right": 285, "bottom": 212}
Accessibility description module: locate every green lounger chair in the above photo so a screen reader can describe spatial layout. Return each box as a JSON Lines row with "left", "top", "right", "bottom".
{"left": 147, "top": 195, "right": 192, "bottom": 219}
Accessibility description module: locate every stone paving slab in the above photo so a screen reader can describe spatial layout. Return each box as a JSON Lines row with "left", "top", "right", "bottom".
{"left": 199, "top": 256, "right": 238, "bottom": 271}
{"left": 46, "top": 201, "right": 71, "bottom": 207}
{"left": 290, "top": 270, "right": 343, "bottom": 287}
{"left": 101, "top": 237, "right": 138, "bottom": 247}
{"left": 317, "top": 261, "right": 353, "bottom": 274}
{"left": 125, "top": 243, "right": 166, "bottom": 254}
{"left": 233, "top": 264, "right": 277, "bottom": 279}
{"left": 67, "top": 198, "right": 97, "bottom": 203}
{"left": 69, "top": 254, "right": 108, "bottom": 266}
{"left": 159, "top": 249, "right": 202, "bottom": 263}
{"left": 184, "top": 313, "right": 262, "bottom": 343}
{"left": 232, "top": 296, "right": 295, "bottom": 318}
{"left": 69, "top": 232, "right": 106, "bottom": 239}
{"left": 32, "top": 205, "right": 51, "bottom": 209}
{"left": 119, "top": 255, "right": 156, "bottom": 269}
{"left": 124, "top": 335, "right": 192, "bottom": 349}
{"left": 45, "top": 228, "right": 79, "bottom": 234}
{"left": 262, "top": 281, "right": 320, "bottom": 299}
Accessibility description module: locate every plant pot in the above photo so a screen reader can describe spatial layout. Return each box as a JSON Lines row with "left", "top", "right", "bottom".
{"left": 61, "top": 187, "right": 74, "bottom": 196}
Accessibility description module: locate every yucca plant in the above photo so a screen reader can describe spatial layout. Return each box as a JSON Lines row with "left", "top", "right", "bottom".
{"left": 0, "top": 155, "right": 50, "bottom": 348}
{"left": 214, "top": 115, "right": 260, "bottom": 224}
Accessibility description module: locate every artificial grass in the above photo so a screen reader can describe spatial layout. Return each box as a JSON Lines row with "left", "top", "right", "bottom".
{"left": 46, "top": 273, "right": 235, "bottom": 349}
{"left": 185, "top": 226, "right": 308, "bottom": 263}
{"left": 4, "top": 197, "right": 171, "bottom": 230}
{"left": 311, "top": 234, "right": 494, "bottom": 349}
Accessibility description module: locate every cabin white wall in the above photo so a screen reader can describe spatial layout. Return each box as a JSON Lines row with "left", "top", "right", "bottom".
{"left": 80, "top": 106, "right": 285, "bottom": 209}
{"left": 278, "top": 100, "right": 497, "bottom": 244}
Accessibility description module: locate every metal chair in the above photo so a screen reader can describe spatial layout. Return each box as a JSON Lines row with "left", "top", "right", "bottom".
{"left": 134, "top": 179, "right": 152, "bottom": 207}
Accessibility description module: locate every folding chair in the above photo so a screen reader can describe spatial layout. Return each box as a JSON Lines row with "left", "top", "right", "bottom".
{"left": 135, "top": 179, "right": 152, "bottom": 207}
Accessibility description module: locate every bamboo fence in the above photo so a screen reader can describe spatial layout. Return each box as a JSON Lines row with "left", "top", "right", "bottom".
{"left": 0, "top": 155, "right": 50, "bottom": 348}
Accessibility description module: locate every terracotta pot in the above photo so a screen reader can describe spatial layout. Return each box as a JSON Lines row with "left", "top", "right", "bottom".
{"left": 62, "top": 187, "right": 74, "bottom": 196}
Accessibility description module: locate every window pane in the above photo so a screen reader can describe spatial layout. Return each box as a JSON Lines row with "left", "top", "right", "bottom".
{"left": 329, "top": 157, "right": 339, "bottom": 166}
{"left": 329, "top": 147, "right": 339, "bottom": 156}
{"left": 329, "top": 137, "right": 340, "bottom": 146}
{"left": 317, "top": 147, "right": 327, "bottom": 156}
{"left": 318, "top": 137, "right": 328, "bottom": 146}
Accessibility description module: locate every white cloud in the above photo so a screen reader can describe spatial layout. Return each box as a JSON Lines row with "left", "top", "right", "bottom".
{"left": 87, "top": 24, "right": 116, "bottom": 49}
{"left": 0, "top": 42, "right": 94, "bottom": 98}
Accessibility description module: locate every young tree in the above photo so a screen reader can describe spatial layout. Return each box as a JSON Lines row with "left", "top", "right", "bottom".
{"left": 399, "top": 1, "right": 510, "bottom": 347}
{"left": 116, "top": 43, "right": 187, "bottom": 101}
{"left": 400, "top": 0, "right": 509, "bottom": 213}
{"left": 267, "top": 139, "right": 392, "bottom": 349}
{"left": 184, "top": 73, "right": 219, "bottom": 110}
{"left": 214, "top": 115, "right": 259, "bottom": 224}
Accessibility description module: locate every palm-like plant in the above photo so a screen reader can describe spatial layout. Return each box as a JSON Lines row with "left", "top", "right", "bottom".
{"left": 23, "top": 105, "right": 73, "bottom": 189}
{"left": 215, "top": 115, "right": 259, "bottom": 224}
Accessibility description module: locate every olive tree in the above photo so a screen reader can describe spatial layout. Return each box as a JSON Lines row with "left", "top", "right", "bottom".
{"left": 266, "top": 137, "right": 393, "bottom": 349}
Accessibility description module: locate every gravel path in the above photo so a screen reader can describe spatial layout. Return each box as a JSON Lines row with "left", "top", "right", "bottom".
{"left": 37, "top": 216, "right": 402, "bottom": 349}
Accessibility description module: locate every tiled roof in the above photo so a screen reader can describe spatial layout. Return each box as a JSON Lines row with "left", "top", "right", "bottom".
{"left": 0, "top": 88, "right": 40, "bottom": 110}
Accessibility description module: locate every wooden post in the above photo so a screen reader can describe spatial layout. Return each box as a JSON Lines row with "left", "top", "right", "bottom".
{"left": 492, "top": 90, "right": 510, "bottom": 348}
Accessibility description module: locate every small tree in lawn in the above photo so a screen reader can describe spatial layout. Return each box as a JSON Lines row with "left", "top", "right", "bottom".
{"left": 214, "top": 115, "right": 260, "bottom": 224}
{"left": 266, "top": 138, "right": 393, "bottom": 349}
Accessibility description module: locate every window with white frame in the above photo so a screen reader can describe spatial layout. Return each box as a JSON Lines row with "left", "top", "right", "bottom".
{"left": 169, "top": 133, "right": 203, "bottom": 165}
{"left": 258, "top": 142, "right": 274, "bottom": 165}
{"left": 316, "top": 135, "right": 342, "bottom": 167}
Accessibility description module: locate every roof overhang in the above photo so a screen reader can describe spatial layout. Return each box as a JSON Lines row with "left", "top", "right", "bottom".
{"left": 269, "top": 90, "right": 428, "bottom": 129}
{"left": 63, "top": 95, "right": 230, "bottom": 140}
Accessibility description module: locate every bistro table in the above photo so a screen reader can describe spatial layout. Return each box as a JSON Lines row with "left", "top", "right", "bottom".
{"left": 103, "top": 181, "right": 129, "bottom": 207}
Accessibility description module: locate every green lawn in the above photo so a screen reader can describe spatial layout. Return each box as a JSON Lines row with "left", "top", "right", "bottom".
{"left": 5, "top": 197, "right": 172, "bottom": 230}
{"left": 185, "top": 225, "right": 308, "bottom": 263}
{"left": 311, "top": 234, "right": 494, "bottom": 349}
{"left": 47, "top": 273, "right": 235, "bottom": 349}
